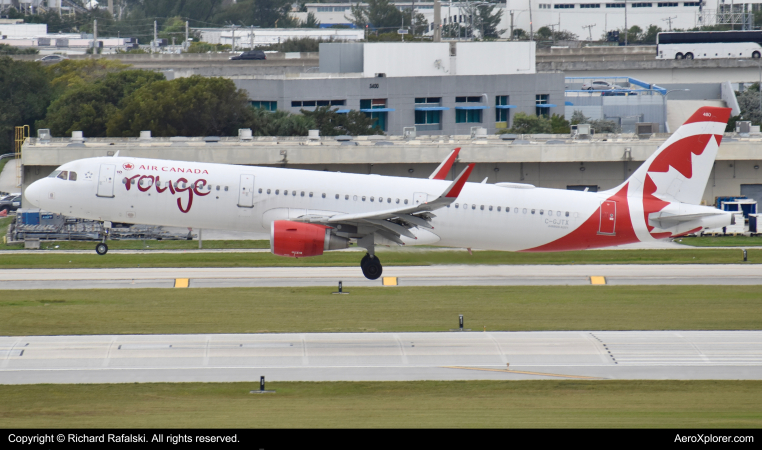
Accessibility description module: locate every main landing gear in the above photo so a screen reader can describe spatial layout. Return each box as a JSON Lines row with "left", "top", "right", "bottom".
{"left": 360, "top": 253, "right": 383, "bottom": 280}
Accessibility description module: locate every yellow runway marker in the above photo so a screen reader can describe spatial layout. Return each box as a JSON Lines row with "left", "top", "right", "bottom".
{"left": 444, "top": 366, "right": 603, "bottom": 380}
{"left": 590, "top": 276, "right": 606, "bottom": 285}
{"left": 382, "top": 277, "right": 398, "bottom": 286}
{"left": 174, "top": 278, "right": 189, "bottom": 288}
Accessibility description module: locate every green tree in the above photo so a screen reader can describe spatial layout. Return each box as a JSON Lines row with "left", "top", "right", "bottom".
{"left": 107, "top": 76, "right": 253, "bottom": 137}
{"left": 0, "top": 44, "right": 38, "bottom": 55}
{"left": 570, "top": 110, "right": 620, "bottom": 133}
{"left": 467, "top": 3, "right": 504, "bottom": 39}
{"left": 0, "top": 57, "right": 53, "bottom": 154}
{"left": 507, "top": 112, "right": 552, "bottom": 134}
{"left": 349, "top": 0, "right": 403, "bottom": 31}
{"left": 300, "top": 106, "right": 383, "bottom": 136}
{"left": 46, "top": 59, "right": 131, "bottom": 98}
{"left": 211, "top": 0, "right": 296, "bottom": 28}
{"left": 301, "top": 12, "right": 321, "bottom": 28}
{"left": 736, "top": 89, "right": 762, "bottom": 125}
{"left": 248, "top": 108, "right": 313, "bottom": 136}
{"left": 550, "top": 114, "right": 570, "bottom": 134}
{"left": 39, "top": 70, "right": 165, "bottom": 138}
{"left": 640, "top": 25, "right": 662, "bottom": 44}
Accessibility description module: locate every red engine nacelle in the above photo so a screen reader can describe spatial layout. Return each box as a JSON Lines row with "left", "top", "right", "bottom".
{"left": 270, "top": 220, "right": 349, "bottom": 257}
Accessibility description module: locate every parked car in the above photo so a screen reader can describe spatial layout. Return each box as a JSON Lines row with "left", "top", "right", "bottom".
{"left": 0, "top": 194, "right": 21, "bottom": 214}
{"left": 229, "top": 50, "right": 266, "bottom": 61}
{"left": 582, "top": 80, "right": 622, "bottom": 91}
{"left": 35, "top": 55, "right": 69, "bottom": 63}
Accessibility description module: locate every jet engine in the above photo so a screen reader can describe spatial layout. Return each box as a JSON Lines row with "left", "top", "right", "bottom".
{"left": 270, "top": 220, "right": 349, "bottom": 257}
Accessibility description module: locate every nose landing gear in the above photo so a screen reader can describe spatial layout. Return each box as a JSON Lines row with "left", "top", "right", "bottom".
{"left": 360, "top": 253, "right": 383, "bottom": 280}
{"left": 95, "top": 242, "right": 108, "bottom": 255}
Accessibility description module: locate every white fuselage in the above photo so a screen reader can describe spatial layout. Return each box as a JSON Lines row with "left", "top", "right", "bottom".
{"left": 25, "top": 155, "right": 723, "bottom": 252}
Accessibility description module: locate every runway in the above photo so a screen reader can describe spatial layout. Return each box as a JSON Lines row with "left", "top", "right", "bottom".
{"left": 1, "top": 264, "right": 761, "bottom": 289}
{"left": 1, "top": 331, "right": 760, "bottom": 384}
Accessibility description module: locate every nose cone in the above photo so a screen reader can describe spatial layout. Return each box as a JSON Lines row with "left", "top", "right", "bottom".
{"left": 25, "top": 179, "right": 47, "bottom": 209}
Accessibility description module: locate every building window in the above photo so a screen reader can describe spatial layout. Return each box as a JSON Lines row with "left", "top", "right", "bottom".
{"left": 291, "top": 100, "right": 345, "bottom": 108}
{"left": 251, "top": 101, "right": 277, "bottom": 111}
{"left": 415, "top": 110, "right": 441, "bottom": 125}
{"left": 606, "top": 3, "right": 625, "bottom": 7}
{"left": 683, "top": 2, "right": 700, "bottom": 5}
{"left": 360, "top": 98, "right": 389, "bottom": 131}
{"left": 456, "top": 96, "right": 482, "bottom": 103}
{"left": 496, "top": 95, "right": 509, "bottom": 124}
{"left": 536, "top": 94, "right": 549, "bottom": 117}
{"left": 416, "top": 97, "right": 442, "bottom": 104}
{"left": 580, "top": 3, "right": 601, "bottom": 7}
{"left": 456, "top": 109, "right": 482, "bottom": 123}
{"left": 632, "top": 2, "right": 652, "bottom": 6}
{"left": 554, "top": 3, "right": 575, "bottom": 8}
{"left": 658, "top": 2, "right": 678, "bottom": 6}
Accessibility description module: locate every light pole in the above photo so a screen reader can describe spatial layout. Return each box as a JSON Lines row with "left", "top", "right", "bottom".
{"left": 663, "top": 89, "right": 690, "bottom": 133}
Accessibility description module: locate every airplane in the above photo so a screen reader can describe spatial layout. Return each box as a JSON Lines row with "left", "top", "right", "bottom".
{"left": 25, "top": 106, "right": 734, "bottom": 280}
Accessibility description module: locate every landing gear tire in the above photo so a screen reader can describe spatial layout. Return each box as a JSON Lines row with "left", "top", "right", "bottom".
{"left": 95, "top": 243, "right": 108, "bottom": 255}
{"left": 753, "top": 51, "right": 761, "bottom": 59}
{"left": 685, "top": 52, "right": 694, "bottom": 60}
{"left": 360, "top": 253, "right": 383, "bottom": 280}
{"left": 675, "top": 53, "right": 684, "bottom": 60}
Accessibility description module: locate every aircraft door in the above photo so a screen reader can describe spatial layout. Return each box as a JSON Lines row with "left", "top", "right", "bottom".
{"left": 96, "top": 164, "right": 116, "bottom": 198}
{"left": 598, "top": 200, "right": 616, "bottom": 235}
{"left": 238, "top": 174, "right": 255, "bottom": 208}
{"left": 414, "top": 192, "right": 428, "bottom": 206}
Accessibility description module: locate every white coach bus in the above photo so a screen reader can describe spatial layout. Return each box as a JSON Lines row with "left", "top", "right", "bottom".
{"left": 656, "top": 31, "right": 762, "bottom": 60}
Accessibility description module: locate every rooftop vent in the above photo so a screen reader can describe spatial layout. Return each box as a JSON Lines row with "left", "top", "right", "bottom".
{"left": 37, "top": 128, "right": 51, "bottom": 142}
{"left": 308, "top": 129, "right": 320, "bottom": 140}
{"left": 203, "top": 136, "right": 221, "bottom": 143}
{"left": 335, "top": 135, "right": 352, "bottom": 142}
{"left": 239, "top": 128, "right": 253, "bottom": 141}
{"left": 70, "top": 131, "right": 84, "bottom": 143}
{"left": 470, "top": 127, "right": 487, "bottom": 139}
{"left": 499, "top": 133, "right": 518, "bottom": 141}
{"left": 139, "top": 130, "right": 152, "bottom": 140}
{"left": 403, "top": 127, "right": 416, "bottom": 139}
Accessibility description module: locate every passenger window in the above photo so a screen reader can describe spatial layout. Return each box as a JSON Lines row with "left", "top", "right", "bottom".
{"left": 69, "top": 172, "right": 77, "bottom": 181}
{"left": 370, "top": 196, "right": 374, "bottom": 202}
{"left": 455, "top": 203, "right": 459, "bottom": 208}
{"left": 480, "top": 205, "right": 484, "bottom": 210}
{"left": 387, "top": 198, "right": 391, "bottom": 203}
{"left": 531, "top": 209, "right": 535, "bottom": 214}
{"left": 463, "top": 204, "right": 468, "bottom": 209}
{"left": 353, "top": 195, "right": 357, "bottom": 201}
{"left": 497, "top": 206, "right": 501, "bottom": 211}
{"left": 122, "top": 178, "right": 127, "bottom": 184}
{"left": 565, "top": 211, "right": 569, "bottom": 217}
{"left": 396, "top": 199, "right": 400, "bottom": 204}
{"left": 548, "top": 210, "right": 552, "bottom": 215}
{"left": 472, "top": 205, "right": 476, "bottom": 210}
{"left": 294, "top": 191, "right": 298, "bottom": 196}
{"left": 218, "top": 186, "right": 221, "bottom": 191}
{"left": 57, "top": 171, "right": 68, "bottom": 180}
{"left": 224, "top": 186, "right": 228, "bottom": 191}
{"left": 379, "top": 197, "right": 383, "bottom": 202}
{"left": 258, "top": 188, "right": 262, "bottom": 194}
{"left": 267, "top": 189, "right": 271, "bottom": 194}
{"left": 540, "top": 209, "right": 544, "bottom": 215}
{"left": 362, "top": 196, "right": 366, "bottom": 201}
{"left": 557, "top": 211, "right": 561, "bottom": 217}
{"left": 404, "top": 199, "right": 409, "bottom": 204}
{"left": 489, "top": 206, "right": 493, "bottom": 211}
{"left": 523, "top": 208, "right": 527, "bottom": 214}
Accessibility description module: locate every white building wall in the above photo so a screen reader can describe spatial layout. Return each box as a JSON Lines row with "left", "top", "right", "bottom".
{"left": 362, "top": 42, "right": 452, "bottom": 77}
{"left": 454, "top": 42, "right": 535, "bottom": 75}
{"left": 0, "top": 23, "right": 47, "bottom": 38}
{"left": 219, "top": 28, "right": 365, "bottom": 49}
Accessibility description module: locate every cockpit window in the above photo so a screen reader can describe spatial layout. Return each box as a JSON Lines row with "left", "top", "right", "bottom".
{"left": 48, "top": 170, "right": 62, "bottom": 178}
{"left": 68, "top": 172, "right": 77, "bottom": 181}
{"left": 56, "top": 171, "right": 68, "bottom": 180}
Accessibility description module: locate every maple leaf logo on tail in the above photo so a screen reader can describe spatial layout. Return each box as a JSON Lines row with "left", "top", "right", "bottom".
{"left": 622, "top": 106, "right": 732, "bottom": 239}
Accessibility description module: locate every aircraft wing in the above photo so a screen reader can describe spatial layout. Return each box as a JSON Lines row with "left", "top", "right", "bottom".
{"left": 295, "top": 163, "right": 475, "bottom": 241}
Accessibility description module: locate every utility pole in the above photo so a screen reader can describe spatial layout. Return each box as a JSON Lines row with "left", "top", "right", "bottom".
{"left": 411, "top": 0, "right": 416, "bottom": 36}
{"left": 624, "top": 0, "right": 628, "bottom": 46}
{"left": 510, "top": 10, "right": 514, "bottom": 40}
{"left": 153, "top": 20, "right": 158, "bottom": 52}
{"left": 93, "top": 19, "right": 97, "bottom": 52}
{"left": 185, "top": 20, "right": 189, "bottom": 46}
{"left": 582, "top": 24, "right": 595, "bottom": 41}
{"left": 528, "top": 0, "right": 534, "bottom": 41}
{"left": 250, "top": 25, "right": 254, "bottom": 49}
{"left": 662, "top": 16, "right": 677, "bottom": 31}
{"left": 433, "top": 0, "right": 441, "bottom": 42}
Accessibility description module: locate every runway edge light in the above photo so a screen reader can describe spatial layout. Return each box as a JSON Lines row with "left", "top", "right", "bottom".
{"left": 332, "top": 280, "right": 349, "bottom": 295}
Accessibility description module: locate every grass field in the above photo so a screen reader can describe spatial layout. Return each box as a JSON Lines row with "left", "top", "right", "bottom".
{"left": 677, "top": 235, "right": 762, "bottom": 247}
{"left": 1, "top": 380, "right": 760, "bottom": 428}
{"left": 0, "top": 248, "right": 758, "bottom": 269}
{"left": 2, "top": 285, "right": 760, "bottom": 335}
